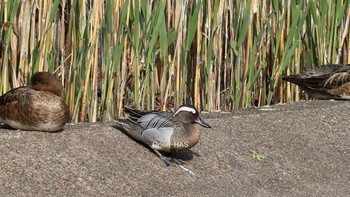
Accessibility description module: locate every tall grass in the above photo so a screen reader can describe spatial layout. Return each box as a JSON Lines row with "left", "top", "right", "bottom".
{"left": 0, "top": 0, "right": 349, "bottom": 122}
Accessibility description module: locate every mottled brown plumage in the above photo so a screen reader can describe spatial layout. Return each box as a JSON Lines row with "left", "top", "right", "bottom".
{"left": 282, "top": 64, "right": 350, "bottom": 99}
{"left": 0, "top": 72, "right": 68, "bottom": 131}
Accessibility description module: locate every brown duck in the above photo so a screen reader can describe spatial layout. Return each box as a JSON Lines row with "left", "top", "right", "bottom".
{"left": 282, "top": 64, "right": 350, "bottom": 99}
{"left": 0, "top": 72, "right": 69, "bottom": 131}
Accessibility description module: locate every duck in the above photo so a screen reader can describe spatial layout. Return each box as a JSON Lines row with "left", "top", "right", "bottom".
{"left": 0, "top": 72, "right": 69, "bottom": 132}
{"left": 282, "top": 64, "right": 350, "bottom": 99}
{"left": 113, "top": 105, "right": 211, "bottom": 165}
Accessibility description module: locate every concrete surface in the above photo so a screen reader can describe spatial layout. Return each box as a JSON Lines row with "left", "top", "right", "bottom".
{"left": 0, "top": 100, "right": 349, "bottom": 196}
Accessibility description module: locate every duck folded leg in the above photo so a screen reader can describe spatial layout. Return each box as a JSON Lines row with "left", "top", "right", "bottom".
{"left": 170, "top": 153, "right": 186, "bottom": 165}
{"left": 152, "top": 148, "right": 174, "bottom": 166}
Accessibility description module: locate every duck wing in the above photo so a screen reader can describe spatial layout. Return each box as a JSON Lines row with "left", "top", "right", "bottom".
{"left": 282, "top": 64, "right": 350, "bottom": 89}
{"left": 0, "top": 87, "right": 30, "bottom": 106}
{"left": 123, "top": 107, "right": 175, "bottom": 129}
{"left": 118, "top": 107, "right": 176, "bottom": 151}
{"left": 0, "top": 87, "right": 33, "bottom": 123}
{"left": 135, "top": 112, "right": 174, "bottom": 129}
{"left": 122, "top": 106, "right": 158, "bottom": 122}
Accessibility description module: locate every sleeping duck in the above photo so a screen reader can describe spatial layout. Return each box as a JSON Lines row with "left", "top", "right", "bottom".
{"left": 0, "top": 72, "right": 69, "bottom": 131}
{"left": 282, "top": 64, "right": 350, "bottom": 99}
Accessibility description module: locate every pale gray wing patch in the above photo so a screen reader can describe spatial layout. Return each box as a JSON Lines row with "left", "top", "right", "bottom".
{"left": 142, "top": 127, "right": 174, "bottom": 148}
{"left": 137, "top": 113, "right": 174, "bottom": 129}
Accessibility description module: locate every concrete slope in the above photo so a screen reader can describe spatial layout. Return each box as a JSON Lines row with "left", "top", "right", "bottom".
{"left": 1, "top": 100, "right": 349, "bottom": 196}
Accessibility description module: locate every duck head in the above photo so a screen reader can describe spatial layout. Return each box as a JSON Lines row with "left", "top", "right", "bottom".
{"left": 173, "top": 105, "right": 211, "bottom": 128}
{"left": 31, "top": 72, "right": 65, "bottom": 97}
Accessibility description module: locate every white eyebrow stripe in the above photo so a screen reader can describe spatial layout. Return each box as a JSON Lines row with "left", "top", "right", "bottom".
{"left": 173, "top": 106, "right": 196, "bottom": 116}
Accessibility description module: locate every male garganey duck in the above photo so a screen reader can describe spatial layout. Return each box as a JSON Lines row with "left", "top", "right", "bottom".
{"left": 113, "top": 105, "right": 211, "bottom": 165}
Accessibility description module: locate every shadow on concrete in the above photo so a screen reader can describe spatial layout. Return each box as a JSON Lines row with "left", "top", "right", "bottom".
{"left": 1, "top": 100, "right": 349, "bottom": 196}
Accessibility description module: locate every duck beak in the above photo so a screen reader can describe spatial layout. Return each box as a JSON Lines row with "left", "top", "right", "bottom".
{"left": 195, "top": 117, "right": 211, "bottom": 128}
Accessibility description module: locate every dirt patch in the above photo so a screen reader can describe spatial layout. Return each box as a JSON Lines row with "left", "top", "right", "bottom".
{"left": 0, "top": 100, "right": 349, "bottom": 196}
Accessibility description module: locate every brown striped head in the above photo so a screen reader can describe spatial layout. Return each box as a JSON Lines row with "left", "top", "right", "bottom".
{"left": 173, "top": 105, "right": 211, "bottom": 128}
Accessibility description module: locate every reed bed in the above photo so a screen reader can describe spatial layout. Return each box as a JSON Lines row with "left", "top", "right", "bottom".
{"left": 0, "top": 0, "right": 349, "bottom": 122}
